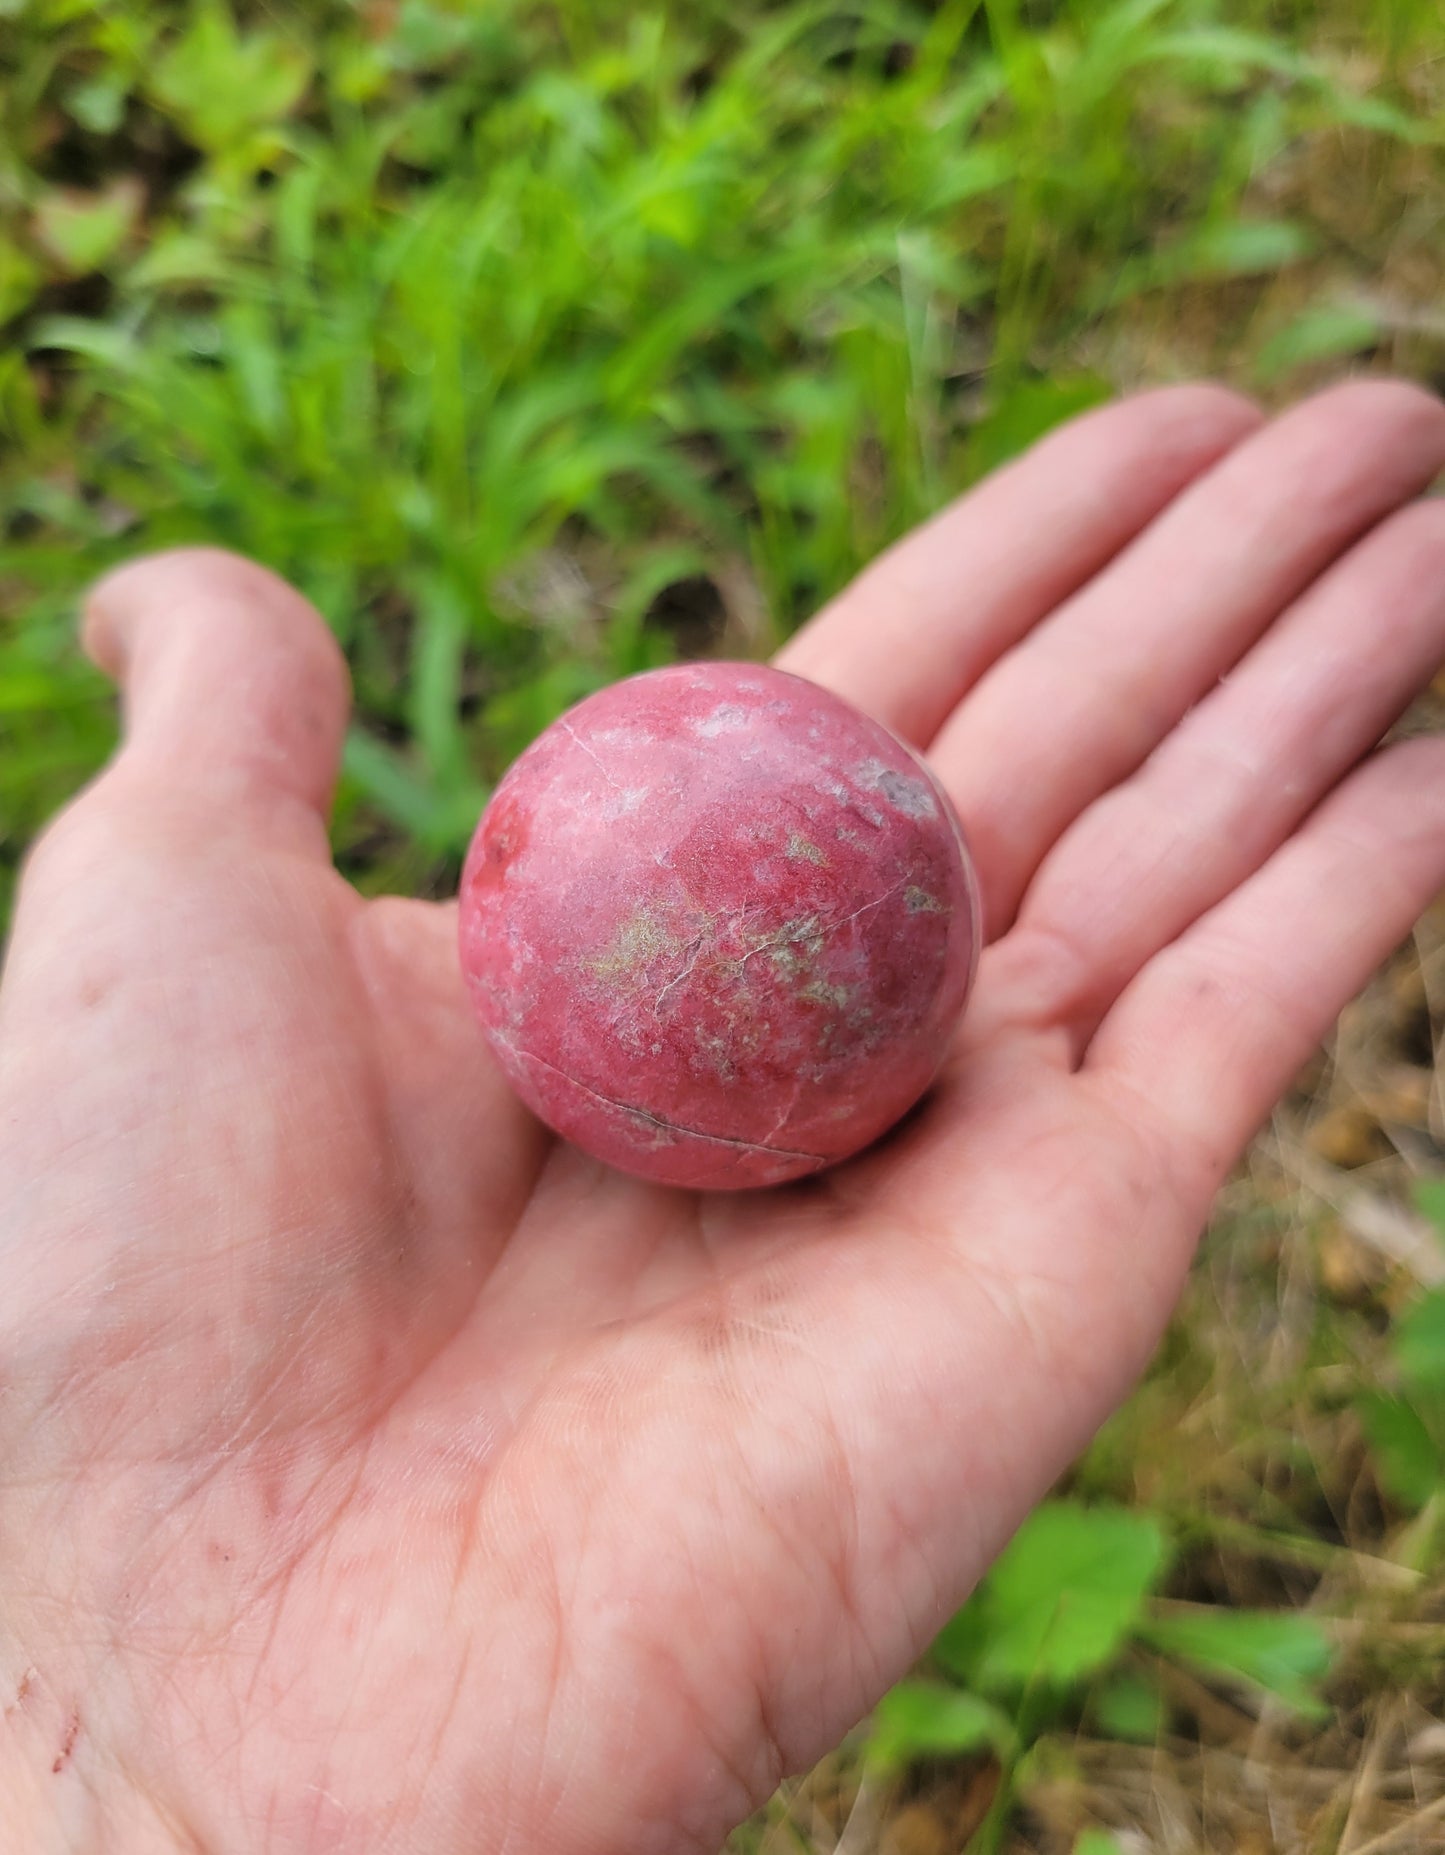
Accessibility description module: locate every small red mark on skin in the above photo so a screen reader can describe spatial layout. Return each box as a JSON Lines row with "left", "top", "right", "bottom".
{"left": 52, "top": 1709, "right": 79, "bottom": 1774}
{"left": 459, "top": 662, "right": 982, "bottom": 1189}
{"left": 76, "top": 975, "right": 107, "bottom": 1010}
{"left": 4, "top": 1669, "right": 35, "bottom": 1720}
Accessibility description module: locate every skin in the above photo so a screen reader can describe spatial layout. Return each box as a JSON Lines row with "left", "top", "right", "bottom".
{"left": 1, "top": 378, "right": 1445, "bottom": 1854}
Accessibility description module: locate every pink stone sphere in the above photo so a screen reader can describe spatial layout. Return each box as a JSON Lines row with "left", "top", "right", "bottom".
{"left": 458, "top": 662, "right": 981, "bottom": 1191}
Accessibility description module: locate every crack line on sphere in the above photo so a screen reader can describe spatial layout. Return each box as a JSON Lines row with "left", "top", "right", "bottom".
{"left": 499, "top": 1043, "right": 827, "bottom": 1165}
{"left": 558, "top": 716, "right": 626, "bottom": 797}
{"left": 759, "top": 1074, "right": 807, "bottom": 1151}
{"left": 824, "top": 876, "right": 909, "bottom": 936}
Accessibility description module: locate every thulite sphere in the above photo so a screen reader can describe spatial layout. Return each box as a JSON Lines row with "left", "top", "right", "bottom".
{"left": 459, "top": 662, "right": 981, "bottom": 1191}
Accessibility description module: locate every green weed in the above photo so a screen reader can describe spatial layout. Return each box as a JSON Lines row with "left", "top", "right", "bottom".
{"left": 867, "top": 1498, "right": 1332, "bottom": 1845}
{"left": 3, "top": 0, "right": 1441, "bottom": 922}
{"left": 1357, "top": 1183, "right": 1445, "bottom": 1569}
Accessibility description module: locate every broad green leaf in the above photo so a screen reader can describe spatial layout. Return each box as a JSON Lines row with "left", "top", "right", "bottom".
{"left": 1253, "top": 304, "right": 1382, "bottom": 384}
{"left": 867, "top": 1681, "right": 1012, "bottom": 1770}
{"left": 1091, "top": 1669, "right": 1166, "bottom": 1744}
{"left": 148, "top": 1, "right": 311, "bottom": 151}
{"left": 330, "top": 39, "right": 391, "bottom": 106}
{"left": 65, "top": 77, "right": 129, "bottom": 136}
{"left": 1358, "top": 1392, "right": 1441, "bottom": 1511}
{"left": 384, "top": 0, "right": 499, "bottom": 72}
{"left": 1140, "top": 1607, "right": 1332, "bottom": 1719}
{"left": 1396, "top": 1292, "right": 1445, "bottom": 1392}
{"left": 1074, "top": 1834, "right": 1126, "bottom": 1855}
{"left": 32, "top": 181, "right": 143, "bottom": 276}
{"left": 931, "top": 1592, "right": 991, "bottom": 1686}
{"left": 954, "top": 1503, "right": 1171, "bottom": 1693}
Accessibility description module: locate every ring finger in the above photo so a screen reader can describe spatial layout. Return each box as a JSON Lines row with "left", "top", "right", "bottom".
{"left": 928, "top": 378, "right": 1445, "bottom": 940}
{"left": 982, "top": 495, "right": 1445, "bottom": 1052}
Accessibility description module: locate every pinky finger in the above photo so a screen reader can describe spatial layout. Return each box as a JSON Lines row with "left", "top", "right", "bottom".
{"left": 1085, "top": 737, "right": 1445, "bottom": 1193}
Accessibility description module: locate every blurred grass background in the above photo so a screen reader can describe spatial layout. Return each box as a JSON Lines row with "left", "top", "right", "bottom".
{"left": 3, "top": 2, "right": 1445, "bottom": 1849}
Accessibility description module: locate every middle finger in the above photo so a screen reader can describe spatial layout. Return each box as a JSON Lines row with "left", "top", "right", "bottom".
{"left": 927, "top": 378, "right": 1445, "bottom": 939}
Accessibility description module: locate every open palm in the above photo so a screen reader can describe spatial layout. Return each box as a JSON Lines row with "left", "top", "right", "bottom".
{"left": 4, "top": 380, "right": 1445, "bottom": 1854}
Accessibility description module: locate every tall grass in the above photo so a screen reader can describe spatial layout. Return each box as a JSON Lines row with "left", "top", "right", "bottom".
{"left": 2, "top": 0, "right": 1440, "bottom": 911}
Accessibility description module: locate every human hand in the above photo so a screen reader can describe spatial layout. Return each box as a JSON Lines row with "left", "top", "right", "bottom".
{"left": 3, "top": 379, "right": 1444, "bottom": 1854}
